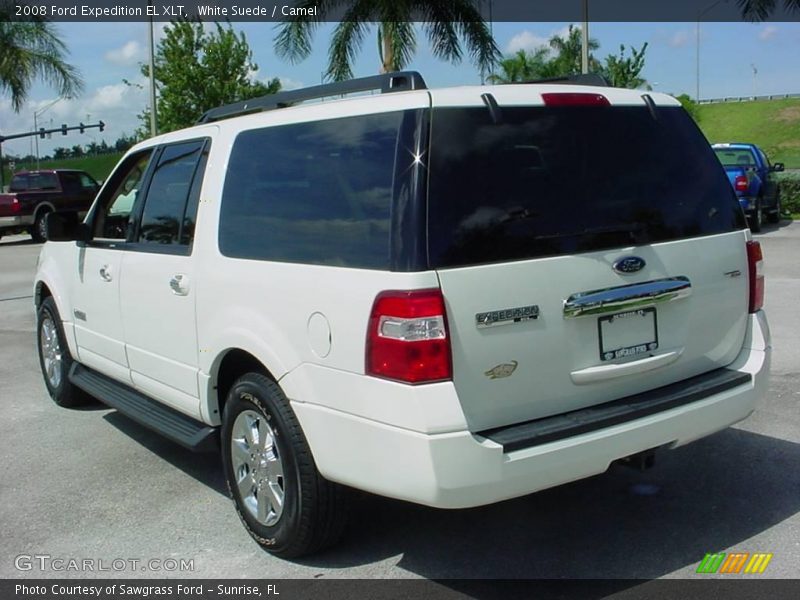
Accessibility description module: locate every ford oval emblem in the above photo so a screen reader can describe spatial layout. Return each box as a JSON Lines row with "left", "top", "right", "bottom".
{"left": 613, "top": 256, "right": 646, "bottom": 274}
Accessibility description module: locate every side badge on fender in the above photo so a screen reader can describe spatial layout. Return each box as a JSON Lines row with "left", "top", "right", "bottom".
{"left": 485, "top": 360, "right": 518, "bottom": 380}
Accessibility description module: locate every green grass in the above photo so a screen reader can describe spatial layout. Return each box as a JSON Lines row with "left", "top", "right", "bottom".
{"left": 2, "top": 152, "right": 123, "bottom": 186}
{"left": 697, "top": 98, "right": 800, "bottom": 169}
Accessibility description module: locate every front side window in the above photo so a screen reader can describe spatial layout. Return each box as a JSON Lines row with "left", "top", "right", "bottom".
{"left": 79, "top": 173, "right": 99, "bottom": 189}
{"left": 93, "top": 151, "right": 153, "bottom": 240}
{"left": 219, "top": 111, "right": 404, "bottom": 269}
{"left": 136, "top": 140, "right": 206, "bottom": 247}
{"left": 59, "top": 172, "right": 83, "bottom": 194}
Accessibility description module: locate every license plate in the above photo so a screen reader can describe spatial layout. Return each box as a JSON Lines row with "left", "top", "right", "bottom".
{"left": 598, "top": 307, "right": 658, "bottom": 362}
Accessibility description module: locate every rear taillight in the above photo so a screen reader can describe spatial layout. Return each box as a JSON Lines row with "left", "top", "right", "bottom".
{"left": 734, "top": 175, "right": 749, "bottom": 193}
{"left": 10, "top": 198, "right": 21, "bottom": 214}
{"left": 746, "top": 240, "right": 764, "bottom": 313}
{"left": 541, "top": 92, "right": 610, "bottom": 107}
{"left": 366, "top": 289, "right": 452, "bottom": 384}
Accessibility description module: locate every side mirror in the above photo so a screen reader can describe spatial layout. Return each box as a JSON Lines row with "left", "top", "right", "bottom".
{"left": 45, "top": 212, "right": 91, "bottom": 242}
{"left": 771, "top": 163, "right": 785, "bottom": 172}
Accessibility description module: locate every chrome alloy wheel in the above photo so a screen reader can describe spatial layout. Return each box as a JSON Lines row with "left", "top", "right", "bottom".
{"left": 230, "top": 409, "right": 285, "bottom": 526}
{"left": 37, "top": 214, "right": 48, "bottom": 240}
{"left": 40, "top": 315, "right": 63, "bottom": 389}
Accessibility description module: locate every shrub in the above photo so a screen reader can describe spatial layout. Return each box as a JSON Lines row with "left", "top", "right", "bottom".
{"left": 777, "top": 172, "right": 800, "bottom": 215}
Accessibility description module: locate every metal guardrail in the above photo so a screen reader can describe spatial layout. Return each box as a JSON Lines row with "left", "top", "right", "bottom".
{"left": 699, "top": 93, "right": 800, "bottom": 104}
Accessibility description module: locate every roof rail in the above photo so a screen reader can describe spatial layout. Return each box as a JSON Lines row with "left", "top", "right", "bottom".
{"left": 519, "top": 73, "right": 610, "bottom": 87}
{"left": 197, "top": 71, "right": 427, "bottom": 124}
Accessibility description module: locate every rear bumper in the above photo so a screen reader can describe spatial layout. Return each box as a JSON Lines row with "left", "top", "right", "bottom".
{"left": 739, "top": 197, "right": 777, "bottom": 213}
{"left": 0, "top": 215, "right": 33, "bottom": 228}
{"left": 290, "top": 311, "right": 771, "bottom": 509}
{"left": 738, "top": 196, "right": 755, "bottom": 211}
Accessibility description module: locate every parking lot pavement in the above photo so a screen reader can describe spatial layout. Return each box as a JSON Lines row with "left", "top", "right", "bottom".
{"left": 1, "top": 224, "right": 798, "bottom": 583}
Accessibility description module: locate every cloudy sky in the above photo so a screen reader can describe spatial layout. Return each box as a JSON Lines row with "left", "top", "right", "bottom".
{"left": 2, "top": 20, "right": 799, "bottom": 157}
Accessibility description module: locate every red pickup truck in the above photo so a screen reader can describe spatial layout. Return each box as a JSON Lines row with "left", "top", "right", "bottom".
{"left": 0, "top": 169, "right": 99, "bottom": 242}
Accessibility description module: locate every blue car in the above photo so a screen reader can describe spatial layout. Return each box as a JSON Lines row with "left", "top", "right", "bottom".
{"left": 712, "top": 142, "right": 784, "bottom": 232}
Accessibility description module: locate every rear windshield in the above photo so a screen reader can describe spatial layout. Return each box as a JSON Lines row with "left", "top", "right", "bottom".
{"left": 427, "top": 105, "right": 745, "bottom": 268}
{"left": 714, "top": 147, "right": 757, "bottom": 167}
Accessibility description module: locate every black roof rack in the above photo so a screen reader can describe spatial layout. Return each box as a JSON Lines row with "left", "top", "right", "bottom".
{"left": 518, "top": 73, "right": 610, "bottom": 87}
{"left": 197, "top": 71, "right": 427, "bottom": 124}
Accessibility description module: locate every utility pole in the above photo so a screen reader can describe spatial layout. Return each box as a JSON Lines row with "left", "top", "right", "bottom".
{"left": 581, "top": 0, "right": 590, "bottom": 74}
{"left": 751, "top": 64, "right": 758, "bottom": 98}
{"left": 32, "top": 97, "right": 62, "bottom": 169}
{"left": 148, "top": 4, "right": 158, "bottom": 137}
{"left": 695, "top": 21, "right": 701, "bottom": 101}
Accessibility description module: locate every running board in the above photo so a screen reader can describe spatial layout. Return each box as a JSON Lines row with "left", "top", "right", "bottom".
{"left": 69, "top": 363, "right": 218, "bottom": 452}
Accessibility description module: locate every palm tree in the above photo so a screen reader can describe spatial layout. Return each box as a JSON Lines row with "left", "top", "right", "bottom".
{"left": 738, "top": 0, "right": 800, "bottom": 20}
{"left": 488, "top": 48, "right": 559, "bottom": 84}
{"left": 274, "top": 0, "right": 499, "bottom": 81}
{"left": 547, "top": 25, "right": 600, "bottom": 76}
{"left": 0, "top": 17, "right": 83, "bottom": 112}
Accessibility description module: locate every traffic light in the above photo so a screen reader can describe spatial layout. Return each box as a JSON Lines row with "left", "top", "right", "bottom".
{"left": 99, "top": 121, "right": 105, "bottom": 132}
{"left": 61, "top": 124, "right": 67, "bottom": 136}
{"left": 79, "top": 122, "right": 85, "bottom": 134}
{"left": 39, "top": 128, "right": 46, "bottom": 139}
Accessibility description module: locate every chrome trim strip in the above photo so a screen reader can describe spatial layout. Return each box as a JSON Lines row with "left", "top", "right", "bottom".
{"left": 563, "top": 276, "right": 691, "bottom": 319}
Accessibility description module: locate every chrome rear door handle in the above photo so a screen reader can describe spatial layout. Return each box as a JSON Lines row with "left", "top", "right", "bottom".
{"left": 564, "top": 277, "right": 691, "bottom": 318}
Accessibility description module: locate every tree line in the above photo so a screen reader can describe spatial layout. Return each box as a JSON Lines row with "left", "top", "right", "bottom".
{"left": 2, "top": 134, "right": 137, "bottom": 165}
{"left": 1, "top": 0, "right": 792, "bottom": 137}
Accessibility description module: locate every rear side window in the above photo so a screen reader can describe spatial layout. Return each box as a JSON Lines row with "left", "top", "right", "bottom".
{"left": 219, "top": 112, "right": 403, "bottom": 269}
{"left": 428, "top": 106, "right": 745, "bottom": 268}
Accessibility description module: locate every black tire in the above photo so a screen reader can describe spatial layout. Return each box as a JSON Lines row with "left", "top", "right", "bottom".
{"left": 31, "top": 209, "right": 50, "bottom": 243}
{"left": 221, "top": 372, "right": 348, "bottom": 558}
{"left": 767, "top": 191, "right": 781, "bottom": 224}
{"left": 36, "top": 297, "right": 88, "bottom": 407}
{"left": 749, "top": 198, "right": 762, "bottom": 233}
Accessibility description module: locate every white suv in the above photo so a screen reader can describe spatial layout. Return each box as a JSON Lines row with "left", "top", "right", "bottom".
{"left": 35, "top": 72, "right": 771, "bottom": 557}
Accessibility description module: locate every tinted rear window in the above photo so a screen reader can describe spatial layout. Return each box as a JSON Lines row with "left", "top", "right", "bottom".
{"left": 428, "top": 106, "right": 744, "bottom": 268}
{"left": 714, "top": 148, "right": 757, "bottom": 167}
{"left": 9, "top": 175, "right": 27, "bottom": 191}
{"left": 219, "top": 112, "right": 403, "bottom": 269}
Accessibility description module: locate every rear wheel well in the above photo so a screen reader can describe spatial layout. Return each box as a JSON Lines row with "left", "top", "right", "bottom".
{"left": 214, "top": 349, "right": 272, "bottom": 419}
{"left": 33, "top": 203, "right": 54, "bottom": 220}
